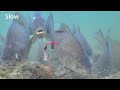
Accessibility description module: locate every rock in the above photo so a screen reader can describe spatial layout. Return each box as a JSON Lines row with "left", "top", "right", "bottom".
{"left": 0, "top": 76, "right": 6, "bottom": 79}
{"left": 100, "top": 71, "right": 120, "bottom": 79}
{"left": 7, "top": 61, "right": 54, "bottom": 79}
{"left": 0, "top": 59, "right": 95, "bottom": 79}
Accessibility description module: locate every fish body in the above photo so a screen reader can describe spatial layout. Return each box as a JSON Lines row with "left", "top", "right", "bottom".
{"left": 54, "top": 24, "right": 92, "bottom": 74}
{"left": 93, "top": 29, "right": 112, "bottom": 78}
{"left": 72, "top": 25, "right": 92, "bottom": 57}
{"left": 0, "top": 12, "right": 30, "bottom": 62}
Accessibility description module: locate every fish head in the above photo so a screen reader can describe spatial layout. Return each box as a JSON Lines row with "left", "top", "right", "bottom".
{"left": 32, "top": 15, "right": 46, "bottom": 33}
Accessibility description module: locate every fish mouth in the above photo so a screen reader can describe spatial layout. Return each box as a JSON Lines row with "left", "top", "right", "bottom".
{"left": 34, "top": 26, "right": 45, "bottom": 34}
{"left": 36, "top": 30, "right": 45, "bottom": 35}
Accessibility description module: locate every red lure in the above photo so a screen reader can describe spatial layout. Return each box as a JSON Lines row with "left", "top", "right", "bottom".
{"left": 47, "top": 42, "right": 59, "bottom": 45}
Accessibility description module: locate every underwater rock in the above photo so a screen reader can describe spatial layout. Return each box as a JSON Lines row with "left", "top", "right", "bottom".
{"left": 54, "top": 65, "right": 94, "bottom": 79}
{"left": 0, "top": 59, "right": 95, "bottom": 79}
{"left": 0, "top": 76, "right": 6, "bottom": 79}
{"left": 0, "top": 62, "right": 17, "bottom": 78}
{"left": 100, "top": 71, "right": 120, "bottom": 79}
{"left": 7, "top": 61, "right": 54, "bottom": 79}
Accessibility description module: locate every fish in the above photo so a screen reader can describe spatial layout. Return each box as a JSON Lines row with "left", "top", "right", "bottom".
{"left": 30, "top": 12, "right": 55, "bottom": 49}
{"left": 29, "top": 12, "right": 55, "bottom": 62}
{"left": 72, "top": 25, "right": 93, "bottom": 57}
{"left": 54, "top": 23, "right": 92, "bottom": 75}
{"left": 94, "top": 29, "right": 106, "bottom": 49}
{"left": 94, "top": 29, "right": 120, "bottom": 71}
{"left": 0, "top": 11, "right": 30, "bottom": 63}
{"left": 93, "top": 29, "right": 113, "bottom": 78}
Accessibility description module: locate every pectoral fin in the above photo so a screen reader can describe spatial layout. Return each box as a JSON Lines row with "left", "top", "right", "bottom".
{"left": 57, "top": 23, "right": 71, "bottom": 33}
{"left": 30, "top": 34, "right": 38, "bottom": 45}
{"left": 15, "top": 53, "right": 21, "bottom": 61}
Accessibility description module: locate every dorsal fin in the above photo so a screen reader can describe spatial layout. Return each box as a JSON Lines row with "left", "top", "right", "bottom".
{"left": 95, "top": 29, "right": 106, "bottom": 47}
{"left": 45, "top": 12, "right": 54, "bottom": 34}
{"left": 57, "top": 23, "right": 71, "bottom": 33}
{"left": 30, "top": 34, "right": 38, "bottom": 45}
{"left": 13, "top": 11, "right": 27, "bottom": 27}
